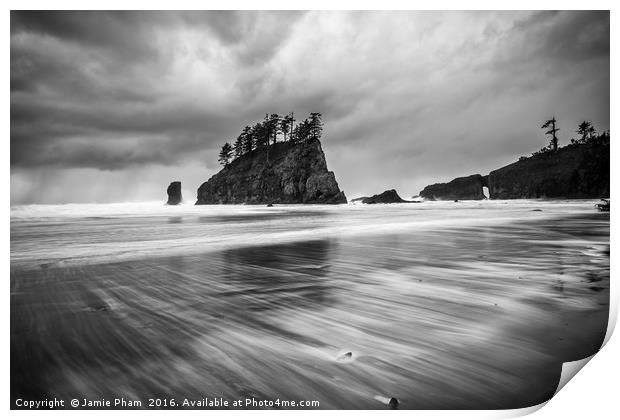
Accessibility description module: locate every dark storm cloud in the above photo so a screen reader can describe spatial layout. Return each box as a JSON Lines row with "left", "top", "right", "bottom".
{"left": 10, "top": 11, "right": 609, "bottom": 204}
{"left": 10, "top": 10, "right": 310, "bottom": 173}
{"left": 513, "top": 11, "right": 609, "bottom": 61}
{"left": 11, "top": 11, "right": 283, "bottom": 57}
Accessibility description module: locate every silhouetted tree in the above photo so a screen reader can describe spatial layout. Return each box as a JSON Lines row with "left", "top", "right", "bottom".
{"left": 254, "top": 121, "right": 268, "bottom": 148}
{"left": 218, "top": 142, "right": 233, "bottom": 166}
{"left": 238, "top": 125, "right": 253, "bottom": 154}
{"left": 267, "top": 114, "right": 280, "bottom": 144}
{"left": 280, "top": 113, "right": 293, "bottom": 142}
{"left": 262, "top": 114, "right": 272, "bottom": 145}
{"left": 222, "top": 112, "right": 328, "bottom": 161}
{"left": 588, "top": 124, "right": 597, "bottom": 139}
{"left": 296, "top": 119, "right": 311, "bottom": 142}
{"left": 290, "top": 124, "right": 299, "bottom": 143}
{"left": 309, "top": 112, "right": 323, "bottom": 140}
{"left": 542, "top": 117, "right": 559, "bottom": 152}
{"left": 233, "top": 133, "right": 244, "bottom": 158}
{"left": 577, "top": 121, "right": 593, "bottom": 143}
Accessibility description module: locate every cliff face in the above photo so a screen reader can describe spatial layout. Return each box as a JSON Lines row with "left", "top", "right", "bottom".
{"left": 488, "top": 143, "right": 609, "bottom": 199}
{"left": 166, "top": 181, "right": 182, "bottom": 205}
{"left": 419, "top": 174, "right": 488, "bottom": 201}
{"left": 196, "top": 138, "right": 347, "bottom": 204}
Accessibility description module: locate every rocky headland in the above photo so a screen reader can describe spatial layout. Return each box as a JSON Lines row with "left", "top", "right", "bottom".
{"left": 488, "top": 141, "right": 609, "bottom": 199}
{"left": 419, "top": 138, "right": 609, "bottom": 200}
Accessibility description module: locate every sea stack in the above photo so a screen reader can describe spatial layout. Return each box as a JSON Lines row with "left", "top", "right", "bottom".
{"left": 167, "top": 181, "right": 182, "bottom": 205}
{"left": 352, "top": 189, "right": 411, "bottom": 204}
{"left": 196, "top": 138, "right": 347, "bottom": 204}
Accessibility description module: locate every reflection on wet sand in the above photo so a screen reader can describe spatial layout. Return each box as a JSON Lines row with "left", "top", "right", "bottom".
{"left": 10, "top": 210, "right": 609, "bottom": 409}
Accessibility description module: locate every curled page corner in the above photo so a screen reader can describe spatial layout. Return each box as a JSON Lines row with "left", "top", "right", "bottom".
{"left": 498, "top": 401, "right": 549, "bottom": 419}
{"left": 554, "top": 355, "right": 595, "bottom": 397}
{"left": 508, "top": 356, "right": 598, "bottom": 418}
{"left": 601, "top": 287, "right": 618, "bottom": 348}
{"left": 552, "top": 295, "right": 616, "bottom": 399}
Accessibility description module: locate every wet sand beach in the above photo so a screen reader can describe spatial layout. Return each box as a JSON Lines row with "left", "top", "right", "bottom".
{"left": 10, "top": 202, "right": 609, "bottom": 409}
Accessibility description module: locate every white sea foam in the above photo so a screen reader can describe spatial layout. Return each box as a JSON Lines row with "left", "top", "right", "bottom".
{"left": 10, "top": 199, "right": 603, "bottom": 267}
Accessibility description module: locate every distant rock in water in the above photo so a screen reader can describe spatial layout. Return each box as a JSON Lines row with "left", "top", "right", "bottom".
{"left": 357, "top": 189, "right": 410, "bottom": 204}
{"left": 196, "top": 138, "right": 347, "bottom": 204}
{"left": 166, "top": 181, "right": 182, "bottom": 205}
{"left": 419, "top": 174, "right": 488, "bottom": 201}
{"left": 488, "top": 142, "right": 609, "bottom": 199}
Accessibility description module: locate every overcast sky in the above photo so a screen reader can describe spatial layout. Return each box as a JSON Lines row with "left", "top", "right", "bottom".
{"left": 10, "top": 10, "right": 610, "bottom": 204}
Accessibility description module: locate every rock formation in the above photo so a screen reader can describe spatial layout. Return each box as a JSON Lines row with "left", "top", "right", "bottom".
{"left": 418, "top": 140, "right": 609, "bottom": 200}
{"left": 353, "top": 189, "right": 411, "bottom": 204}
{"left": 166, "top": 181, "right": 182, "bottom": 205}
{"left": 196, "top": 138, "right": 347, "bottom": 204}
{"left": 419, "top": 174, "right": 488, "bottom": 201}
{"left": 488, "top": 142, "right": 609, "bottom": 199}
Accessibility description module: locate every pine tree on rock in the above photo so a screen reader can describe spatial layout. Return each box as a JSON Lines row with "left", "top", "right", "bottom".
{"left": 541, "top": 117, "right": 559, "bottom": 152}
{"left": 309, "top": 112, "right": 323, "bottom": 140}
{"left": 281, "top": 113, "right": 293, "bottom": 142}
{"left": 218, "top": 142, "right": 233, "bottom": 166}
{"left": 233, "top": 134, "right": 244, "bottom": 158}
{"left": 269, "top": 114, "right": 281, "bottom": 144}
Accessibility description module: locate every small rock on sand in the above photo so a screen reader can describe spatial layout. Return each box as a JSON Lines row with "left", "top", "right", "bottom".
{"left": 336, "top": 350, "right": 354, "bottom": 362}
{"left": 373, "top": 395, "right": 399, "bottom": 408}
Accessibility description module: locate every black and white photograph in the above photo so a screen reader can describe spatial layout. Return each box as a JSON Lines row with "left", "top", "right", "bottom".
{"left": 9, "top": 5, "right": 613, "bottom": 412}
